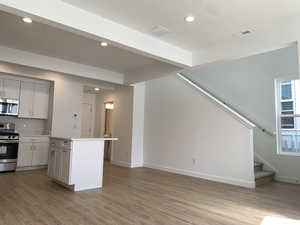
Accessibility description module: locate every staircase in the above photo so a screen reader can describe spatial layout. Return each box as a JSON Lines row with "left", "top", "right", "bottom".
{"left": 254, "top": 162, "right": 275, "bottom": 186}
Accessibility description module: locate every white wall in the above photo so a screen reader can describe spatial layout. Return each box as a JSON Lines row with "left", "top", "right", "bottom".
{"left": 144, "top": 75, "right": 255, "bottom": 188}
{"left": 0, "top": 62, "right": 117, "bottom": 138}
{"left": 184, "top": 46, "right": 300, "bottom": 184}
{"left": 95, "top": 86, "right": 134, "bottom": 167}
{"left": 131, "top": 83, "right": 145, "bottom": 168}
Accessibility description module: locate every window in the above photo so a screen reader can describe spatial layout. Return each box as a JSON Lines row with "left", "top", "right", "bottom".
{"left": 280, "top": 81, "right": 294, "bottom": 129}
{"left": 276, "top": 79, "right": 300, "bottom": 155}
{"left": 281, "top": 81, "right": 293, "bottom": 100}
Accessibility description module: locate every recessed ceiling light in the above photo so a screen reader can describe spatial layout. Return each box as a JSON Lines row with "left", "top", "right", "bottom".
{"left": 100, "top": 42, "right": 108, "bottom": 47}
{"left": 185, "top": 16, "right": 195, "bottom": 23}
{"left": 94, "top": 88, "right": 100, "bottom": 91}
{"left": 22, "top": 17, "right": 32, "bottom": 23}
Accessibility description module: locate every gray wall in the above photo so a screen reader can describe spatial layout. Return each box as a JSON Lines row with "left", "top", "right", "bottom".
{"left": 95, "top": 86, "right": 134, "bottom": 167}
{"left": 184, "top": 45, "right": 299, "bottom": 133}
{"left": 184, "top": 45, "right": 300, "bottom": 184}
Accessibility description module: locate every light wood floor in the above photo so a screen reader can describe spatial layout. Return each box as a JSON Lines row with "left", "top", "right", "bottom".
{"left": 0, "top": 163, "right": 299, "bottom": 225}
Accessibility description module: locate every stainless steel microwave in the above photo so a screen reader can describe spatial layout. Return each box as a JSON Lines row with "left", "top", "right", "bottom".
{"left": 0, "top": 98, "right": 19, "bottom": 116}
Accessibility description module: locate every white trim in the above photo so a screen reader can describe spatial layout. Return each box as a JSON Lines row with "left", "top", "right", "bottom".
{"left": 177, "top": 73, "right": 256, "bottom": 129}
{"left": 143, "top": 163, "right": 256, "bottom": 189}
{"left": 277, "top": 152, "right": 300, "bottom": 157}
{"left": 16, "top": 165, "right": 47, "bottom": 171}
{"left": 131, "top": 163, "right": 144, "bottom": 168}
{"left": 249, "top": 129, "right": 256, "bottom": 185}
{"left": 111, "top": 160, "right": 132, "bottom": 168}
{"left": 275, "top": 176, "right": 300, "bottom": 184}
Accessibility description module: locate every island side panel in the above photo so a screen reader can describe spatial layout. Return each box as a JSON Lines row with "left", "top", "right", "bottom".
{"left": 71, "top": 140, "right": 105, "bottom": 191}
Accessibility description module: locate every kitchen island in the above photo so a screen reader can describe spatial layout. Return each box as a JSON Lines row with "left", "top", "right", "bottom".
{"left": 48, "top": 137, "right": 118, "bottom": 191}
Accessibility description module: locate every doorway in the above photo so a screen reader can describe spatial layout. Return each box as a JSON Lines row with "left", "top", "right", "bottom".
{"left": 104, "top": 102, "right": 113, "bottom": 161}
{"left": 81, "top": 103, "right": 94, "bottom": 138}
{"left": 81, "top": 91, "right": 97, "bottom": 138}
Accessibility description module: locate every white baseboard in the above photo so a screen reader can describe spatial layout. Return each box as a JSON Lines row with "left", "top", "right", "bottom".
{"left": 17, "top": 165, "right": 47, "bottom": 171}
{"left": 111, "top": 160, "right": 132, "bottom": 168}
{"left": 143, "top": 162, "right": 255, "bottom": 189}
{"left": 111, "top": 160, "right": 143, "bottom": 168}
{"left": 131, "top": 163, "right": 144, "bottom": 168}
{"left": 275, "top": 176, "right": 300, "bottom": 184}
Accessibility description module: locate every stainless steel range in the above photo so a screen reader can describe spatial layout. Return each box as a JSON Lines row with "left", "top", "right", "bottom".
{"left": 0, "top": 123, "right": 19, "bottom": 172}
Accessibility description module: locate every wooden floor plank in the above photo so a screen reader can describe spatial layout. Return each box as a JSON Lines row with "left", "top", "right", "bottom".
{"left": 0, "top": 163, "right": 299, "bottom": 225}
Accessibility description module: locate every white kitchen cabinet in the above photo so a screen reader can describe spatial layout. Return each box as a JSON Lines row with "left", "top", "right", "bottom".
{"left": 48, "top": 148, "right": 56, "bottom": 178}
{"left": 33, "top": 83, "right": 49, "bottom": 119}
{"left": 48, "top": 137, "right": 116, "bottom": 192}
{"left": 17, "top": 142, "right": 33, "bottom": 167}
{"left": 60, "top": 149, "right": 71, "bottom": 184}
{"left": 48, "top": 139, "right": 71, "bottom": 184}
{"left": 19, "top": 81, "right": 35, "bottom": 117}
{"left": 17, "top": 137, "right": 50, "bottom": 168}
{"left": 0, "top": 78, "right": 20, "bottom": 99}
{"left": 19, "top": 81, "right": 50, "bottom": 119}
{"left": 32, "top": 142, "right": 49, "bottom": 166}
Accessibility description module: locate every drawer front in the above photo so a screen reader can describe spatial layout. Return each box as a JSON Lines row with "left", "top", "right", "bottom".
{"left": 50, "top": 139, "right": 71, "bottom": 149}
{"left": 20, "top": 136, "right": 50, "bottom": 143}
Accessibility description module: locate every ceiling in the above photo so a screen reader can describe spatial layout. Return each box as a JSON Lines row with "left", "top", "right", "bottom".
{"left": 63, "top": 0, "right": 300, "bottom": 52}
{"left": 0, "top": 11, "right": 170, "bottom": 74}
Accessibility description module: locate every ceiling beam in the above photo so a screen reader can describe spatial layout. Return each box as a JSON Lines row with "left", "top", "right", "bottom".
{"left": 0, "top": 46, "right": 124, "bottom": 84}
{"left": 0, "top": 0, "right": 192, "bottom": 68}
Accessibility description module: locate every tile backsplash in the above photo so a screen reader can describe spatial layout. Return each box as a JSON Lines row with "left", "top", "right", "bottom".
{"left": 0, "top": 116, "right": 49, "bottom": 135}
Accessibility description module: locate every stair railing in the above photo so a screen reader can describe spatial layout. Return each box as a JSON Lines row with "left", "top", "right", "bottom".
{"left": 177, "top": 72, "right": 276, "bottom": 137}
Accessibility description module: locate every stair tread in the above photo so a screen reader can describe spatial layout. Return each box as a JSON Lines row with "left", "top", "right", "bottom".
{"left": 254, "top": 162, "right": 263, "bottom": 167}
{"left": 255, "top": 171, "right": 275, "bottom": 179}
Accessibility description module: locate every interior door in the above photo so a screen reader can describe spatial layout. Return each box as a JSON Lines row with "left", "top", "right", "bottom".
{"left": 80, "top": 103, "right": 93, "bottom": 138}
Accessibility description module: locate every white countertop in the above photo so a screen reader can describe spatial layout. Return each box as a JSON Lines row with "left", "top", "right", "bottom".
{"left": 20, "top": 134, "right": 50, "bottom": 137}
{"left": 51, "top": 136, "right": 118, "bottom": 141}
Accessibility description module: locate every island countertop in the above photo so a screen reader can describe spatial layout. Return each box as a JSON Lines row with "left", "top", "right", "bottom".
{"left": 50, "top": 137, "right": 118, "bottom": 141}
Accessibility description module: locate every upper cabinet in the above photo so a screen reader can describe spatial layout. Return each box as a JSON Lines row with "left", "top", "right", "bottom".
{"left": 19, "top": 81, "right": 50, "bottom": 119}
{"left": 33, "top": 83, "right": 50, "bottom": 119}
{"left": 0, "top": 78, "right": 20, "bottom": 100}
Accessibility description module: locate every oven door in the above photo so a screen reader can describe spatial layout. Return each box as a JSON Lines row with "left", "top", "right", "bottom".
{"left": 0, "top": 99, "right": 19, "bottom": 116}
{"left": 0, "top": 141, "right": 18, "bottom": 163}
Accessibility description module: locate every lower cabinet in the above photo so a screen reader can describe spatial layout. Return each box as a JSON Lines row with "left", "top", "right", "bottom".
{"left": 17, "top": 137, "right": 50, "bottom": 168}
{"left": 48, "top": 139, "right": 71, "bottom": 184}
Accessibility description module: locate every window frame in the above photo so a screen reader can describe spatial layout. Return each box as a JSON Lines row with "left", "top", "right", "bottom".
{"left": 275, "top": 78, "right": 300, "bottom": 156}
